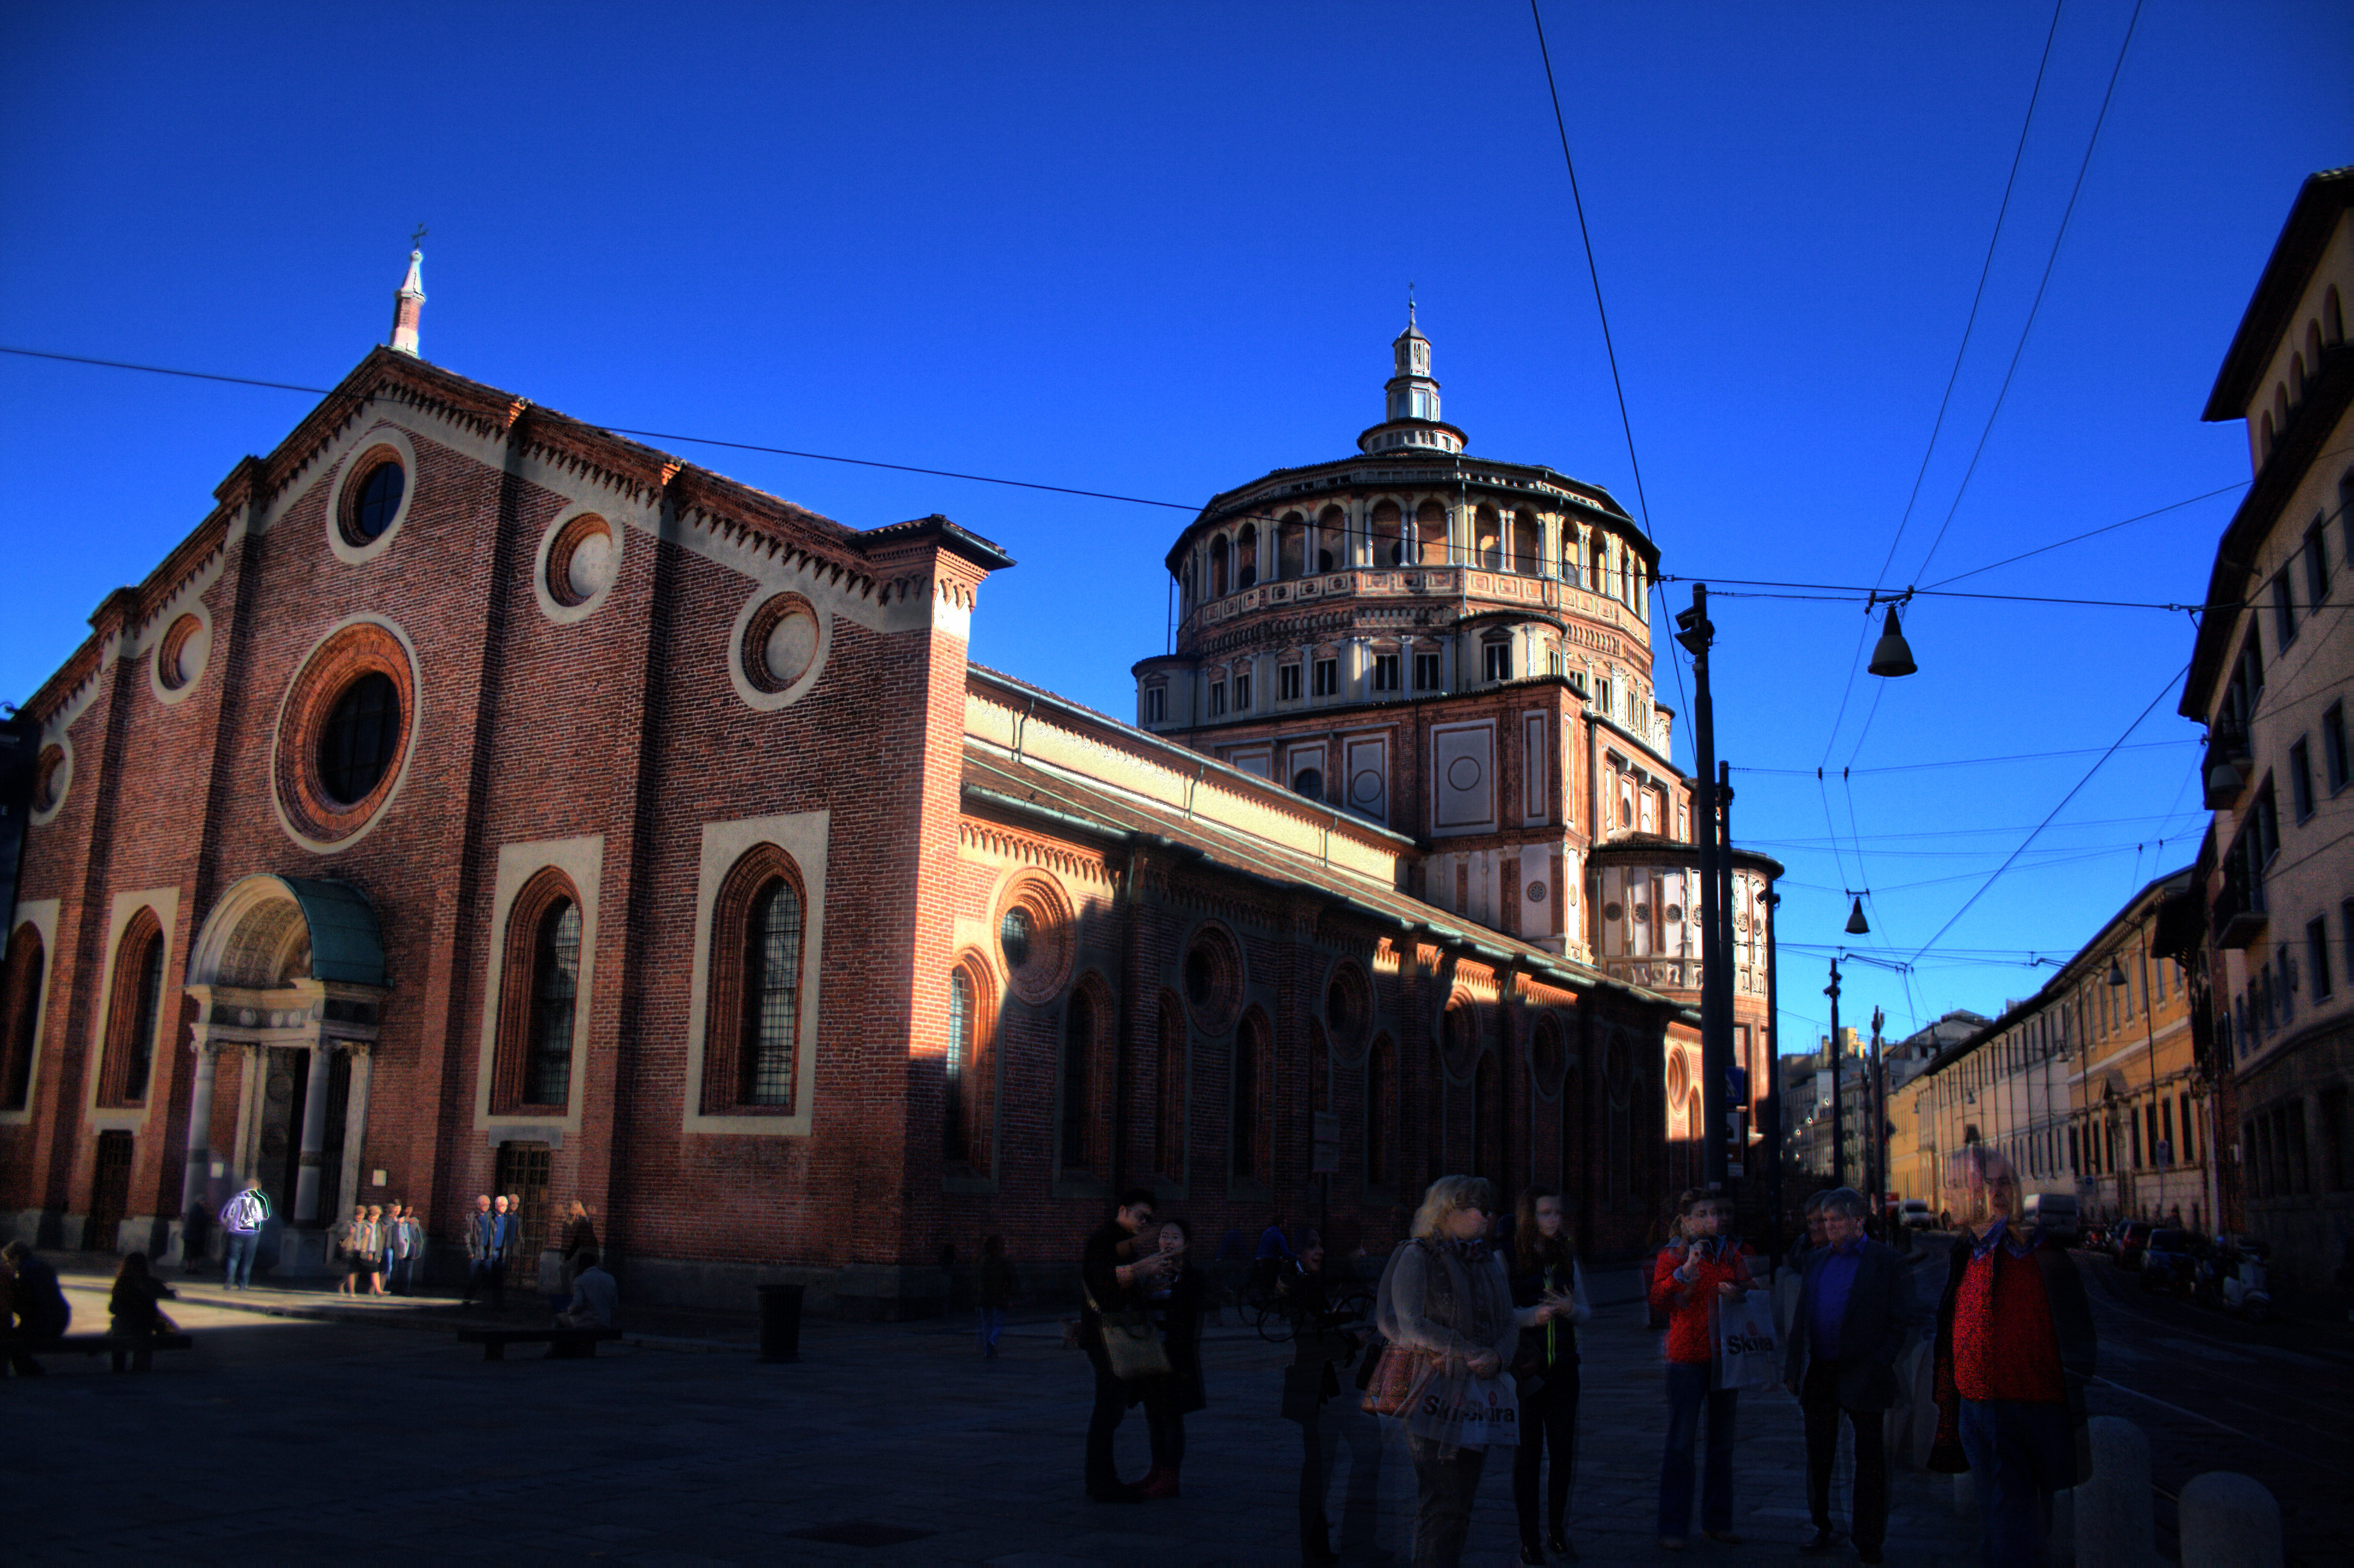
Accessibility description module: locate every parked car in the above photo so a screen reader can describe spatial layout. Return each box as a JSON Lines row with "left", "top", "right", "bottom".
{"left": 2023, "top": 1192, "right": 2080, "bottom": 1241}
{"left": 2141, "top": 1229, "right": 2202, "bottom": 1296}
{"left": 2113, "top": 1221, "right": 2154, "bottom": 1270}
{"left": 1899, "top": 1199, "right": 1934, "bottom": 1231}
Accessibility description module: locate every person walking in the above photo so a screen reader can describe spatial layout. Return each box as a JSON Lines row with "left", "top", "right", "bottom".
{"left": 1650, "top": 1188, "right": 1759, "bottom": 1551}
{"left": 1509, "top": 1185, "right": 1591, "bottom": 1564}
{"left": 1784, "top": 1187, "right": 1922, "bottom": 1564}
{"left": 218, "top": 1177, "right": 269, "bottom": 1290}
{"left": 557, "top": 1200, "right": 598, "bottom": 1302}
{"left": 386, "top": 1202, "right": 424, "bottom": 1296}
{"left": 363, "top": 1204, "right": 391, "bottom": 1296}
{"left": 463, "top": 1193, "right": 508, "bottom": 1309}
{"left": 976, "top": 1234, "right": 1016, "bottom": 1359}
{"left": 1928, "top": 1146, "right": 2096, "bottom": 1567}
{"left": 1078, "top": 1188, "right": 1176, "bottom": 1504}
{"left": 107, "top": 1252, "right": 179, "bottom": 1372}
{"left": 1373, "top": 1174, "right": 1522, "bottom": 1568}
{"left": 1138, "top": 1217, "right": 1205, "bottom": 1501}
{"left": 3, "top": 1240, "right": 71, "bottom": 1376}
{"left": 1284, "top": 1229, "right": 1383, "bottom": 1566}
{"left": 332, "top": 1204, "right": 370, "bottom": 1297}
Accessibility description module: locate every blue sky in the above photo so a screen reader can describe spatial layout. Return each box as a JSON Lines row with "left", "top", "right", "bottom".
{"left": 2, "top": 2, "right": 2347, "bottom": 1055}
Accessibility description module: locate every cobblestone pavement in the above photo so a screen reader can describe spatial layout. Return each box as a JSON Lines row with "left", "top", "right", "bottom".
{"left": 8, "top": 1256, "right": 1982, "bottom": 1566}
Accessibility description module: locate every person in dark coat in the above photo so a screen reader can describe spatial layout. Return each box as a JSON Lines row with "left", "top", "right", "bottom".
{"left": 1509, "top": 1185, "right": 1591, "bottom": 1564}
{"left": 1278, "top": 1231, "right": 1383, "bottom": 1565}
{"left": 1078, "top": 1188, "right": 1176, "bottom": 1504}
{"left": 3, "top": 1240, "right": 71, "bottom": 1376}
{"left": 1783, "top": 1187, "right": 1923, "bottom": 1564}
{"left": 1927, "top": 1147, "right": 2096, "bottom": 1568}
{"left": 1137, "top": 1218, "right": 1206, "bottom": 1500}
{"left": 107, "top": 1250, "right": 179, "bottom": 1372}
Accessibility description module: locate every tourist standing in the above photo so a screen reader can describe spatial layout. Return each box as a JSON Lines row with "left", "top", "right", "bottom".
{"left": 463, "top": 1193, "right": 507, "bottom": 1309}
{"left": 1284, "top": 1229, "right": 1382, "bottom": 1565}
{"left": 1651, "top": 1188, "right": 1759, "bottom": 1551}
{"left": 1784, "top": 1187, "right": 1921, "bottom": 1564}
{"left": 1928, "top": 1146, "right": 2095, "bottom": 1567}
{"left": 386, "top": 1202, "right": 424, "bottom": 1295}
{"left": 558, "top": 1200, "right": 598, "bottom": 1299}
{"left": 1140, "top": 1218, "right": 1204, "bottom": 1500}
{"left": 976, "top": 1234, "right": 1016, "bottom": 1358}
{"left": 333, "top": 1204, "right": 370, "bottom": 1297}
{"left": 1078, "top": 1188, "right": 1175, "bottom": 1503}
{"left": 1509, "top": 1185, "right": 1590, "bottom": 1564}
{"left": 1373, "top": 1174, "right": 1522, "bottom": 1568}
{"left": 218, "top": 1177, "right": 268, "bottom": 1290}
{"left": 363, "top": 1204, "right": 390, "bottom": 1295}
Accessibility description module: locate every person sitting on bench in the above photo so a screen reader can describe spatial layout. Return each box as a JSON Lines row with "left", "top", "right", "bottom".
{"left": 556, "top": 1249, "right": 617, "bottom": 1331}
{"left": 4, "top": 1240, "right": 72, "bottom": 1376}
{"left": 108, "top": 1252, "right": 180, "bottom": 1372}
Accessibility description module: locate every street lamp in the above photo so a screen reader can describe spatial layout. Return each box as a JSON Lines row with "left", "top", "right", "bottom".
{"left": 1868, "top": 603, "right": 1919, "bottom": 678}
{"left": 1826, "top": 958, "right": 1845, "bottom": 1190}
{"left": 1674, "top": 585, "right": 1737, "bottom": 1190}
{"left": 1846, "top": 897, "right": 1871, "bottom": 935}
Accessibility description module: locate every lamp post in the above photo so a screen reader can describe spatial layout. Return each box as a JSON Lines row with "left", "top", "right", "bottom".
{"left": 1827, "top": 958, "right": 1844, "bottom": 1190}
{"left": 1674, "top": 585, "right": 1733, "bottom": 1189}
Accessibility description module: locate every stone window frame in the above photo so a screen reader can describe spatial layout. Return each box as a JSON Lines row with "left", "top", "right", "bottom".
{"left": 532, "top": 504, "right": 626, "bottom": 626}
{"left": 148, "top": 603, "right": 214, "bottom": 707}
{"left": 726, "top": 588, "right": 832, "bottom": 713}
{"left": 1179, "top": 919, "right": 1245, "bottom": 1036}
{"left": 680, "top": 811, "right": 829, "bottom": 1139}
{"left": 943, "top": 949, "right": 999, "bottom": 1185}
{"left": 87, "top": 888, "right": 179, "bottom": 1129}
{"left": 29, "top": 734, "right": 72, "bottom": 827}
{"left": 324, "top": 424, "right": 420, "bottom": 566}
{"left": 474, "top": 837, "right": 603, "bottom": 1138}
{"left": 1323, "top": 957, "right": 1373, "bottom": 1059}
{"left": 488, "top": 865, "right": 588, "bottom": 1117}
{"left": 269, "top": 615, "right": 422, "bottom": 855}
{"left": 0, "top": 900, "right": 59, "bottom": 1124}
{"left": 994, "top": 871, "right": 1076, "bottom": 1007}
{"left": 703, "top": 844, "right": 810, "bottom": 1117}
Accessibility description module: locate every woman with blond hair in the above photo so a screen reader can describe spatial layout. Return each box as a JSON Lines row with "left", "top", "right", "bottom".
{"left": 1372, "top": 1174, "right": 1537, "bottom": 1567}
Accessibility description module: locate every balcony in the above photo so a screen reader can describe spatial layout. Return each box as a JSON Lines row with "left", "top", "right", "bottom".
{"left": 2212, "top": 845, "right": 2268, "bottom": 950}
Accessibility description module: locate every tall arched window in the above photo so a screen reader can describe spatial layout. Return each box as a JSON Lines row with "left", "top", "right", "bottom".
{"left": 1512, "top": 510, "right": 1541, "bottom": 577}
{"left": 1417, "top": 500, "right": 1449, "bottom": 565}
{"left": 0, "top": 924, "right": 44, "bottom": 1111}
{"left": 740, "top": 880, "right": 802, "bottom": 1105}
{"left": 1236, "top": 524, "right": 1260, "bottom": 589}
{"left": 1277, "top": 513, "right": 1307, "bottom": 579}
{"left": 1474, "top": 1051, "right": 1502, "bottom": 1184}
{"left": 1157, "top": 992, "right": 1186, "bottom": 1181}
{"left": 1371, "top": 501, "right": 1404, "bottom": 566}
{"left": 701, "top": 844, "right": 808, "bottom": 1115}
{"left": 1475, "top": 504, "right": 1502, "bottom": 570}
{"left": 526, "top": 900, "right": 581, "bottom": 1105}
{"left": 1211, "top": 535, "right": 1229, "bottom": 598}
{"left": 1061, "top": 988, "right": 1097, "bottom": 1173}
{"left": 1317, "top": 504, "right": 1344, "bottom": 571}
{"left": 946, "top": 968, "right": 973, "bottom": 1162}
{"left": 99, "top": 911, "right": 166, "bottom": 1106}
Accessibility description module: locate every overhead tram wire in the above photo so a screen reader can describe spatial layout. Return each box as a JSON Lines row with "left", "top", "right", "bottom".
{"left": 1526, "top": 0, "right": 1693, "bottom": 745}
{"left": 1734, "top": 737, "right": 2194, "bottom": 777}
{"left": 1906, "top": 659, "right": 2189, "bottom": 964}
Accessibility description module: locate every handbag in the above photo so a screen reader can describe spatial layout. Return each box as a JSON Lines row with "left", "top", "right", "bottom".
{"left": 1358, "top": 1340, "right": 1431, "bottom": 1416}
{"left": 1084, "top": 1287, "right": 1171, "bottom": 1381}
{"left": 1710, "top": 1287, "right": 1779, "bottom": 1392}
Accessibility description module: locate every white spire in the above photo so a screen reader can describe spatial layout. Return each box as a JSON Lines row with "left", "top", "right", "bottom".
{"left": 389, "top": 232, "right": 426, "bottom": 357}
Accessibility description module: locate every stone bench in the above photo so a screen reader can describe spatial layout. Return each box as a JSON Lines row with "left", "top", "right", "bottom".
{"left": 454, "top": 1326, "right": 620, "bottom": 1361}
{"left": 4, "top": 1331, "right": 195, "bottom": 1373}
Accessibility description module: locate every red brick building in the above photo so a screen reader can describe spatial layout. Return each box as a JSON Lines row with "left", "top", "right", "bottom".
{"left": 0, "top": 267, "right": 1733, "bottom": 1312}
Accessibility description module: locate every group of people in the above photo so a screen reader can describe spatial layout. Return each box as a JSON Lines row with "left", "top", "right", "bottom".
{"left": 331, "top": 1200, "right": 424, "bottom": 1296}
{"left": 0, "top": 1243, "right": 179, "bottom": 1376}
{"left": 1066, "top": 1140, "right": 2094, "bottom": 1568}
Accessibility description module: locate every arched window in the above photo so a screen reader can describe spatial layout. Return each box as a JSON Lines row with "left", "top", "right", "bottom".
{"left": 1278, "top": 513, "right": 1306, "bottom": 579}
{"left": 1474, "top": 1051, "right": 1502, "bottom": 1184}
{"left": 1371, "top": 501, "right": 1404, "bottom": 567}
{"left": 1211, "top": 535, "right": 1229, "bottom": 598}
{"left": 946, "top": 967, "right": 973, "bottom": 1162}
{"left": 1232, "top": 1010, "right": 1266, "bottom": 1183}
{"left": 526, "top": 899, "right": 582, "bottom": 1105}
{"left": 1512, "top": 510, "right": 1541, "bottom": 577}
{"left": 1061, "top": 987, "right": 1097, "bottom": 1173}
{"left": 701, "top": 845, "right": 808, "bottom": 1115}
{"left": 1317, "top": 505, "right": 1343, "bottom": 571}
{"left": 1237, "top": 524, "right": 1260, "bottom": 589}
{"left": 1417, "top": 500, "right": 1449, "bottom": 565}
{"left": 1589, "top": 536, "right": 1607, "bottom": 594}
{"left": 1475, "top": 504, "right": 1502, "bottom": 571}
{"left": 1157, "top": 991, "right": 1186, "bottom": 1181}
{"left": 99, "top": 910, "right": 166, "bottom": 1106}
{"left": 0, "top": 923, "right": 44, "bottom": 1111}
{"left": 1366, "top": 1034, "right": 1393, "bottom": 1187}
{"left": 2326, "top": 285, "right": 2345, "bottom": 346}
{"left": 2291, "top": 352, "right": 2308, "bottom": 404}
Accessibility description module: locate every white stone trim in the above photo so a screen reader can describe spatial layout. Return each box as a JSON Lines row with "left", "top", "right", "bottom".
{"left": 472, "top": 835, "right": 604, "bottom": 1137}
{"left": 146, "top": 599, "right": 215, "bottom": 707}
{"left": 0, "top": 899, "right": 60, "bottom": 1126}
{"left": 725, "top": 588, "right": 833, "bottom": 713}
{"left": 28, "top": 732, "right": 72, "bottom": 828}
{"left": 85, "top": 886, "right": 181, "bottom": 1131}
{"left": 529, "top": 503, "right": 624, "bottom": 627}
{"left": 323, "top": 424, "right": 420, "bottom": 565}
{"left": 682, "top": 810, "right": 829, "bottom": 1138}
{"left": 266, "top": 613, "right": 424, "bottom": 856}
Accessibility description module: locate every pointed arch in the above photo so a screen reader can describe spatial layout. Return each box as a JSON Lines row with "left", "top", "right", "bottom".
{"left": 98, "top": 908, "right": 167, "bottom": 1107}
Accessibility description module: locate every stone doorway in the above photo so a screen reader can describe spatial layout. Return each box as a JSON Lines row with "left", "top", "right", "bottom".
{"left": 494, "top": 1141, "right": 552, "bottom": 1291}
{"left": 87, "top": 1130, "right": 133, "bottom": 1250}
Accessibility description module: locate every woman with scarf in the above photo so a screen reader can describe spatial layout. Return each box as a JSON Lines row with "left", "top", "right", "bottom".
{"left": 1375, "top": 1174, "right": 1562, "bottom": 1567}
{"left": 1649, "top": 1188, "right": 1760, "bottom": 1551}
{"left": 1509, "top": 1185, "right": 1591, "bottom": 1563}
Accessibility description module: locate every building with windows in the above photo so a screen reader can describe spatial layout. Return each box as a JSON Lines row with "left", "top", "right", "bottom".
{"left": 1133, "top": 309, "right": 1780, "bottom": 1190}
{"left": 2182, "top": 167, "right": 2354, "bottom": 1284}
{"left": 0, "top": 265, "right": 1712, "bottom": 1311}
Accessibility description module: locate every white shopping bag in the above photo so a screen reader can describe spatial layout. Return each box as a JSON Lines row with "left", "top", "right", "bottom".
{"left": 1710, "top": 1290, "right": 1779, "bottom": 1392}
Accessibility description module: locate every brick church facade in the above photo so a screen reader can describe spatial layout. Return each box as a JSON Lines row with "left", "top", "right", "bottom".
{"left": 0, "top": 261, "right": 1766, "bottom": 1312}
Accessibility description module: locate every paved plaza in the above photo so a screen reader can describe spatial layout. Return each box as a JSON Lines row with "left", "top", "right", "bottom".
{"left": 8, "top": 1257, "right": 1982, "bottom": 1566}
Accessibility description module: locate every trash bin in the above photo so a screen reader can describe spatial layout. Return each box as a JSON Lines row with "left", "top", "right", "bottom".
{"left": 756, "top": 1282, "right": 805, "bottom": 1363}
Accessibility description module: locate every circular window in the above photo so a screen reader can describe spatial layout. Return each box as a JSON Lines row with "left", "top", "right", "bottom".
{"left": 317, "top": 672, "right": 401, "bottom": 804}
{"left": 1527, "top": 880, "right": 1546, "bottom": 904}
{"left": 1292, "top": 767, "right": 1324, "bottom": 800}
{"left": 272, "top": 618, "right": 418, "bottom": 850}
{"left": 735, "top": 591, "right": 827, "bottom": 705}
{"left": 1633, "top": 903, "right": 1649, "bottom": 921}
{"left": 33, "top": 745, "right": 65, "bottom": 812}
{"left": 155, "top": 613, "right": 209, "bottom": 693}
{"left": 1181, "top": 924, "right": 1243, "bottom": 1033}
{"left": 1664, "top": 903, "right": 1684, "bottom": 924}
{"left": 547, "top": 513, "right": 617, "bottom": 607}
{"left": 995, "top": 873, "right": 1074, "bottom": 1005}
{"left": 1325, "top": 961, "right": 1372, "bottom": 1055}
{"left": 1602, "top": 900, "right": 1624, "bottom": 922}
{"left": 1667, "top": 1050, "right": 1690, "bottom": 1105}
{"left": 347, "top": 460, "right": 405, "bottom": 543}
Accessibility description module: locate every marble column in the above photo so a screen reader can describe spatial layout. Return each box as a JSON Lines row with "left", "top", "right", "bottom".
{"left": 336, "top": 1041, "right": 375, "bottom": 1218}
{"left": 292, "top": 1042, "right": 335, "bottom": 1223}
{"left": 179, "top": 1038, "right": 222, "bottom": 1223}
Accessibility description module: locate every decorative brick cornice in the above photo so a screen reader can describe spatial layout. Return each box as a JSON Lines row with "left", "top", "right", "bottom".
{"left": 957, "top": 820, "right": 1112, "bottom": 885}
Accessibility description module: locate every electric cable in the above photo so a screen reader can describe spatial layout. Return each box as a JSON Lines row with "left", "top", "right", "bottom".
{"left": 1734, "top": 738, "right": 2194, "bottom": 777}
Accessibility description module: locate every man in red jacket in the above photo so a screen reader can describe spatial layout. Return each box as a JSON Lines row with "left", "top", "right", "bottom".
{"left": 1649, "top": 1190, "right": 1759, "bottom": 1551}
{"left": 1929, "top": 1146, "right": 2096, "bottom": 1567}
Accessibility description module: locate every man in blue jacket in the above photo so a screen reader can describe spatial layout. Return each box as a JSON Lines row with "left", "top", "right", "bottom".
{"left": 1783, "top": 1188, "right": 1922, "bottom": 1564}
{"left": 463, "top": 1194, "right": 508, "bottom": 1310}
{"left": 218, "top": 1177, "right": 269, "bottom": 1290}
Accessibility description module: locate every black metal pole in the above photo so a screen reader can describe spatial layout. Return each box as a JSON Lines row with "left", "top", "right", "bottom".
{"left": 1683, "top": 584, "right": 1727, "bottom": 1189}
{"left": 1717, "top": 760, "right": 1737, "bottom": 1178}
{"left": 1763, "top": 890, "right": 1783, "bottom": 1258}
{"left": 1868, "top": 1006, "right": 1885, "bottom": 1230}
{"left": 1827, "top": 959, "right": 1844, "bottom": 1191}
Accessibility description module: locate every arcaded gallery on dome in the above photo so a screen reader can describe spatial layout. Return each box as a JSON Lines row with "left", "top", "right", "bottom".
{"left": 0, "top": 265, "right": 1774, "bottom": 1314}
